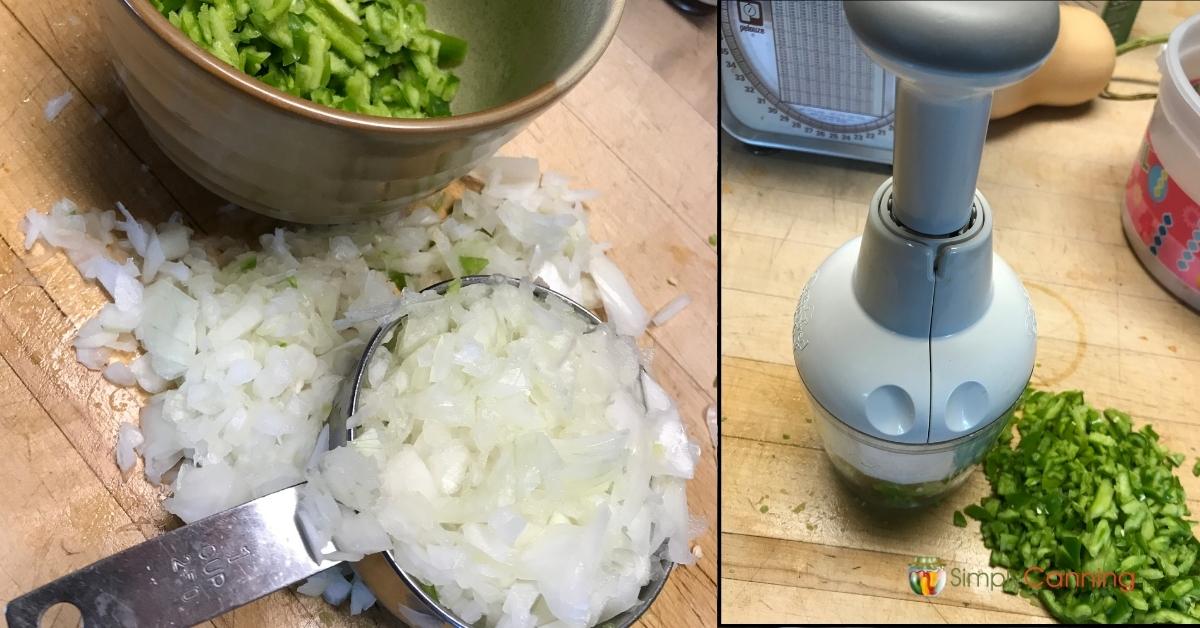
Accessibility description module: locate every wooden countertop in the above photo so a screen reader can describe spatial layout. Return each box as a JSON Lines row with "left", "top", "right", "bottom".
{"left": 0, "top": 1, "right": 716, "bottom": 626}
{"left": 720, "top": 2, "right": 1200, "bottom": 624}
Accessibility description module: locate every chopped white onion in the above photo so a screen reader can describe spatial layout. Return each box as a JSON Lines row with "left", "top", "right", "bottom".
{"left": 322, "top": 574, "right": 353, "bottom": 606}
{"left": 143, "top": 232, "right": 166, "bottom": 282}
{"left": 474, "top": 157, "right": 541, "bottom": 200}
{"left": 21, "top": 157, "right": 702, "bottom": 625}
{"left": 76, "top": 347, "right": 111, "bottom": 371}
{"left": 103, "top": 362, "right": 137, "bottom": 387}
{"left": 588, "top": 254, "right": 649, "bottom": 337}
{"left": 130, "top": 354, "right": 168, "bottom": 393}
{"left": 706, "top": 403, "right": 718, "bottom": 447}
{"left": 44, "top": 91, "right": 73, "bottom": 121}
{"left": 349, "top": 572, "right": 376, "bottom": 615}
{"left": 651, "top": 293, "right": 692, "bottom": 327}
{"left": 297, "top": 567, "right": 342, "bottom": 597}
{"left": 298, "top": 282, "right": 699, "bottom": 627}
{"left": 115, "top": 422, "right": 144, "bottom": 473}
{"left": 115, "top": 202, "right": 149, "bottom": 257}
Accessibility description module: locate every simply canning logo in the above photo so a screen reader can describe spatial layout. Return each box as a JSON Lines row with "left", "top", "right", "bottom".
{"left": 906, "top": 556, "right": 1137, "bottom": 596}
{"left": 908, "top": 556, "right": 946, "bottom": 597}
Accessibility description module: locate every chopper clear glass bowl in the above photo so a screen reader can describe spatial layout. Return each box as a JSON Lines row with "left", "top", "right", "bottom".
{"left": 811, "top": 397, "right": 1014, "bottom": 508}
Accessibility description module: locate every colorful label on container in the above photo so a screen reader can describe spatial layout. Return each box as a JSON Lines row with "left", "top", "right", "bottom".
{"left": 1124, "top": 128, "right": 1200, "bottom": 293}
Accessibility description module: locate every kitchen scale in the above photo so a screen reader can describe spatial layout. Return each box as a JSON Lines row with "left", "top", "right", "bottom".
{"left": 719, "top": 0, "right": 896, "bottom": 163}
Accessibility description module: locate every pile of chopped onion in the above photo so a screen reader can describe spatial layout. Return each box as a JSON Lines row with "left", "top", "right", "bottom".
{"left": 19, "top": 156, "right": 697, "bottom": 624}
{"left": 20, "top": 157, "right": 661, "bottom": 518}
{"left": 296, "top": 280, "right": 699, "bottom": 627}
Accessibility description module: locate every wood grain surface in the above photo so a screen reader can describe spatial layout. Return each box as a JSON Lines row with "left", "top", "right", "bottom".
{"left": 0, "top": 1, "right": 716, "bottom": 627}
{"left": 720, "top": 2, "right": 1200, "bottom": 624}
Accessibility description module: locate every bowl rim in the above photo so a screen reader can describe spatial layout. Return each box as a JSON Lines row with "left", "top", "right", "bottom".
{"left": 119, "top": 0, "right": 625, "bottom": 133}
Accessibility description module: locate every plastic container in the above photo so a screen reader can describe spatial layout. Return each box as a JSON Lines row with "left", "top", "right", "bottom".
{"left": 1122, "top": 13, "right": 1200, "bottom": 310}
{"left": 811, "top": 396, "right": 1015, "bottom": 508}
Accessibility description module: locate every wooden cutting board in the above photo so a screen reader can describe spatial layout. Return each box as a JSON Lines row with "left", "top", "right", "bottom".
{"left": 721, "top": 2, "right": 1200, "bottom": 624}
{"left": 0, "top": 1, "right": 716, "bottom": 626}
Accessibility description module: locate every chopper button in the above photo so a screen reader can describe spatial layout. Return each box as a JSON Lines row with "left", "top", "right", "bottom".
{"left": 865, "top": 385, "right": 916, "bottom": 436}
{"left": 945, "top": 381, "right": 990, "bottom": 433}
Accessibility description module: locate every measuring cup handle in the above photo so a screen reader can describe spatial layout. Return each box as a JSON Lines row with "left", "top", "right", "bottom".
{"left": 4, "top": 486, "right": 338, "bottom": 627}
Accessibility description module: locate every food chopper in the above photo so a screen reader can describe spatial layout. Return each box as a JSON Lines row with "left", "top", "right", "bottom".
{"left": 792, "top": 1, "right": 1058, "bottom": 507}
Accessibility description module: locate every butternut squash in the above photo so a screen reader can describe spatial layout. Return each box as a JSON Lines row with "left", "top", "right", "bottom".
{"left": 990, "top": 5, "right": 1117, "bottom": 119}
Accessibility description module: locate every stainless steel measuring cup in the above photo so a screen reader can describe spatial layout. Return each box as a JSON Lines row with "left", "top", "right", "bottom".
{"left": 4, "top": 275, "right": 673, "bottom": 628}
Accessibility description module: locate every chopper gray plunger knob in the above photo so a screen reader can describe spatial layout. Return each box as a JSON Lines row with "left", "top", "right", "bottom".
{"left": 844, "top": 1, "right": 1059, "bottom": 236}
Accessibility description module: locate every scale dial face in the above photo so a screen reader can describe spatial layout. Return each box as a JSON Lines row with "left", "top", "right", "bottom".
{"left": 721, "top": 0, "right": 895, "bottom": 153}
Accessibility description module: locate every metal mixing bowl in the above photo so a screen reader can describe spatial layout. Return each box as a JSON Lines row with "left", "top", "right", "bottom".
{"left": 340, "top": 275, "right": 674, "bottom": 627}
{"left": 98, "top": 0, "right": 624, "bottom": 224}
